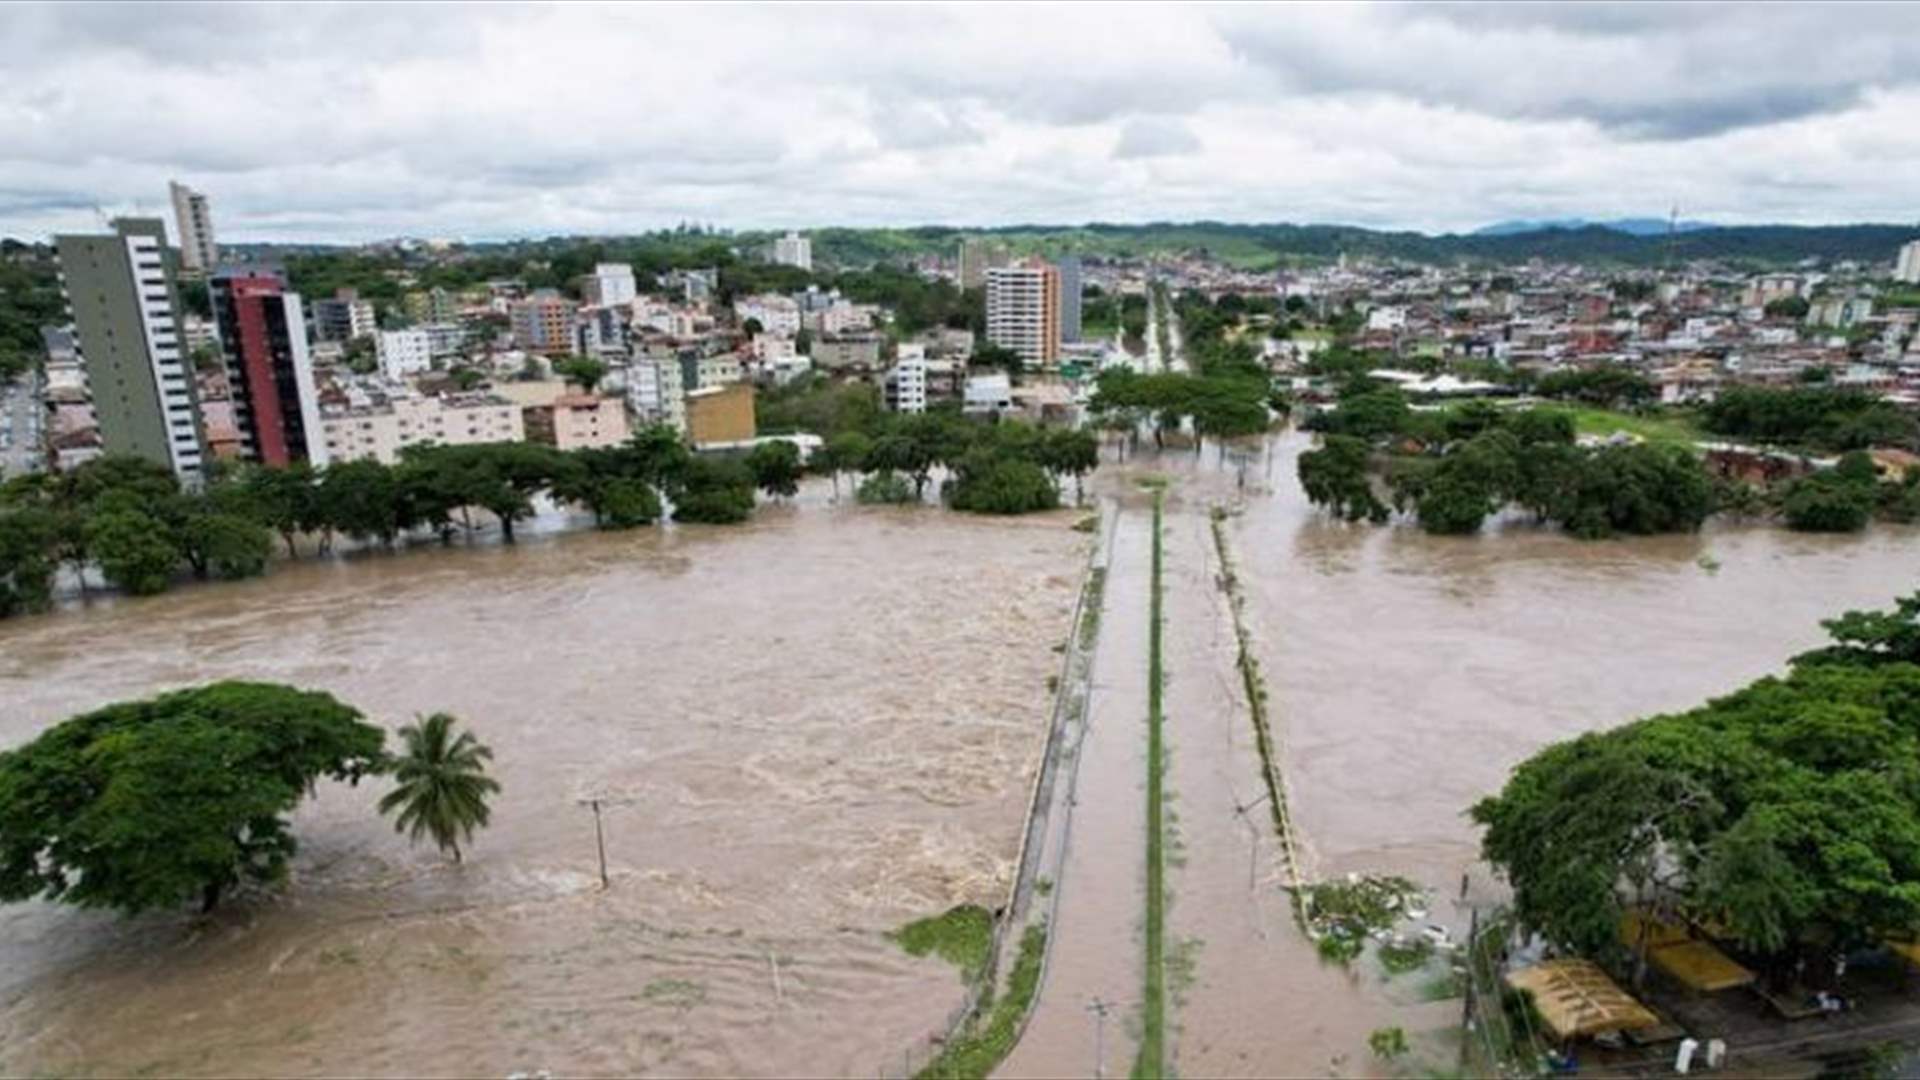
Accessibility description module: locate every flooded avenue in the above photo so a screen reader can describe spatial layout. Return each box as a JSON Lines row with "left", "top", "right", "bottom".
{"left": 0, "top": 496, "right": 1084, "bottom": 1078}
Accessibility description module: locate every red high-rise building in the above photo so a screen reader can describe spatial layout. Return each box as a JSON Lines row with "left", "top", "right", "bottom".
{"left": 210, "top": 269, "right": 328, "bottom": 467}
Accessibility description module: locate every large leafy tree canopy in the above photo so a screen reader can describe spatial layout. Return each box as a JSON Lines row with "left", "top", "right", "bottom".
{"left": 1472, "top": 593, "right": 1920, "bottom": 965}
{"left": 0, "top": 682, "right": 387, "bottom": 914}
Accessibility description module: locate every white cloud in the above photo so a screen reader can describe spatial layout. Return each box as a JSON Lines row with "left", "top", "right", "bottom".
{"left": 0, "top": 2, "right": 1915, "bottom": 242}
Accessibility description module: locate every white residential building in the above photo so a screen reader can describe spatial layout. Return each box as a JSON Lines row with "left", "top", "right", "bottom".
{"left": 586, "top": 262, "right": 638, "bottom": 306}
{"left": 1366, "top": 306, "right": 1408, "bottom": 332}
{"left": 771, "top": 230, "right": 812, "bottom": 271}
{"left": 168, "top": 180, "right": 217, "bottom": 276}
{"left": 735, "top": 293, "right": 802, "bottom": 337}
{"left": 963, "top": 371, "right": 1013, "bottom": 416}
{"left": 626, "top": 352, "right": 687, "bottom": 433}
{"left": 421, "top": 321, "right": 468, "bottom": 358}
{"left": 886, "top": 346, "right": 929, "bottom": 413}
{"left": 310, "top": 289, "right": 378, "bottom": 342}
{"left": 986, "top": 262, "right": 1061, "bottom": 369}
{"left": 319, "top": 392, "right": 525, "bottom": 464}
{"left": 695, "top": 352, "right": 745, "bottom": 389}
{"left": 1899, "top": 240, "right": 1920, "bottom": 285}
{"left": 376, "top": 328, "right": 433, "bottom": 380}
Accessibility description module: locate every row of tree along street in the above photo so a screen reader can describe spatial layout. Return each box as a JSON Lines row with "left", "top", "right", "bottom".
{"left": 1474, "top": 592, "right": 1920, "bottom": 989}
{"left": 0, "top": 414, "right": 1100, "bottom": 619}
{"left": 1083, "top": 287, "right": 1292, "bottom": 453}
{"left": 1295, "top": 382, "right": 1920, "bottom": 538}
{"left": 0, "top": 682, "right": 498, "bottom": 914}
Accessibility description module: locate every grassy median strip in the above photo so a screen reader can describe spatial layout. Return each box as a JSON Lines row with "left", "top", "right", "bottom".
{"left": 1136, "top": 492, "right": 1168, "bottom": 1079}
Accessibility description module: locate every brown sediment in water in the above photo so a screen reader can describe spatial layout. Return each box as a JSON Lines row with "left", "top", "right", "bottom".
{"left": 0, "top": 497, "right": 1083, "bottom": 1078}
{"left": 1009, "top": 430, "right": 1918, "bottom": 1079}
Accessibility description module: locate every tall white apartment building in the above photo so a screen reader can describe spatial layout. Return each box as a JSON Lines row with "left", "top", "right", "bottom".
{"left": 586, "top": 262, "right": 639, "bottom": 306}
{"left": 168, "top": 180, "right": 217, "bottom": 277}
{"left": 771, "top": 230, "right": 812, "bottom": 271}
{"left": 985, "top": 262, "right": 1061, "bottom": 369}
{"left": 376, "top": 328, "right": 433, "bottom": 380}
{"left": 1898, "top": 240, "right": 1920, "bottom": 285}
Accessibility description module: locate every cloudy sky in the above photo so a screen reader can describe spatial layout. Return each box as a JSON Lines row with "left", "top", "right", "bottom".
{"left": 3, "top": 2, "right": 1918, "bottom": 243}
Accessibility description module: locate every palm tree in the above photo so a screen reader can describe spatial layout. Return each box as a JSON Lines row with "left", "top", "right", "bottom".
{"left": 378, "top": 713, "right": 501, "bottom": 863}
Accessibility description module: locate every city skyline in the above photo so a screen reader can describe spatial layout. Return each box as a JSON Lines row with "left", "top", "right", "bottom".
{"left": 3, "top": 3, "right": 1918, "bottom": 244}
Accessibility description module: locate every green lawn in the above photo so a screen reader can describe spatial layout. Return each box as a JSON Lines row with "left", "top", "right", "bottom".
{"left": 1560, "top": 406, "right": 1705, "bottom": 447}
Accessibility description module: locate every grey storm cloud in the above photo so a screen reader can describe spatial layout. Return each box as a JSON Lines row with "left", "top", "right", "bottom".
{"left": 0, "top": 2, "right": 1916, "bottom": 241}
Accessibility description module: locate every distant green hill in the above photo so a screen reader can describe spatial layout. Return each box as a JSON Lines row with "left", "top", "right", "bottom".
{"left": 808, "top": 221, "right": 1919, "bottom": 271}
{"left": 207, "top": 219, "right": 1920, "bottom": 274}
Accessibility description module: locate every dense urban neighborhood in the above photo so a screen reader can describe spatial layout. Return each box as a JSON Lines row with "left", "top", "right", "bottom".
{"left": 4, "top": 188, "right": 1920, "bottom": 1080}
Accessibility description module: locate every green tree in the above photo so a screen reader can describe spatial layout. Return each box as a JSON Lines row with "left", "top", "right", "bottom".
{"left": 1475, "top": 606, "right": 1920, "bottom": 972}
{"left": 856, "top": 469, "right": 917, "bottom": 505}
{"left": 175, "top": 506, "right": 273, "bottom": 581}
{"left": 947, "top": 451, "right": 1058, "bottom": 515}
{"left": 241, "top": 464, "right": 321, "bottom": 557}
{"left": 377, "top": 712, "right": 500, "bottom": 864}
{"left": 1781, "top": 462, "right": 1876, "bottom": 533}
{"left": 555, "top": 356, "right": 608, "bottom": 394}
{"left": 1039, "top": 428, "right": 1100, "bottom": 505}
{"left": 88, "top": 504, "right": 178, "bottom": 595}
{"left": 0, "top": 507, "right": 58, "bottom": 616}
{"left": 816, "top": 430, "right": 873, "bottom": 499}
{"left": 318, "top": 459, "right": 411, "bottom": 547}
{"left": 670, "top": 456, "right": 757, "bottom": 524}
{"left": 0, "top": 682, "right": 387, "bottom": 913}
{"left": 1298, "top": 435, "right": 1389, "bottom": 523}
{"left": 745, "top": 439, "right": 803, "bottom": 500}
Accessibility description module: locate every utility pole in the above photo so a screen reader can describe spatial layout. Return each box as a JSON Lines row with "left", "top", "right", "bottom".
{"left": 576, "top": 795, "right": 634, "bottom": 889}
{"left": 1086, "top": 997, "right": 1114, "bottom": 1079}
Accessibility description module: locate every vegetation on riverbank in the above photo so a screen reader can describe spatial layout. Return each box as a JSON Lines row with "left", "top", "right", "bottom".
{"left": 0, "top": 408, "right": 1103, "bottom": 618}
{"left": 892, "top": 905, "right": 995, "bottom": 984}
{"left": 1297, "top": 383, "right": 1917, "bottom": 538}
{"left": 1137, "top": 491, "right": 1168, "bottom": 1079}
{"left": 1473, "top": 592, "right": 1920, "bottom": 977}
{"left": 914, "top": 924, "right": 1047, "bottom": 1080}
{"left": 760, "top": 379, "right": 1101, "bottom": 512}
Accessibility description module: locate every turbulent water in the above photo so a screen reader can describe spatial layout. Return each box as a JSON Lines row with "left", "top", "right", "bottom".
{"left": 0, "top": 496, "right": 1084, "bottom": 1078}
{"left": 2, "top": 433, "right": 1915, "bottom": 1078}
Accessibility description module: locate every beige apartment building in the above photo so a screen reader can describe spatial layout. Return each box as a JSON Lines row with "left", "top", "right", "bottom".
{"left": 320, "top": 392, "right": 525, "bottom": 464}
{"left": 523, "top": 393, "right": 633, "bottom": 451}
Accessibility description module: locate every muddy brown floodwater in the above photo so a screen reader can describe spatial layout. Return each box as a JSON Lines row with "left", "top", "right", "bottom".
{"left": 0, "top": 496, "right": 1084, "bottom": 1078}
{"left": 1238, "top": 429, "right": 1920, "bottom": 903}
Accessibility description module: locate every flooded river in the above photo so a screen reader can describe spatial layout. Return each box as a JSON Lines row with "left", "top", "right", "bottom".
{"left": 0, "top": 496, "right": 1084, "bottom": 1077}
{"left": 1, "top": 430, "right": 1914, "bottom": 1078}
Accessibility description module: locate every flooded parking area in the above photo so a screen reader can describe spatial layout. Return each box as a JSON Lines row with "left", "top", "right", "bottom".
{"left": 0, "top": 501, "right": 1084, "bottom": 1077}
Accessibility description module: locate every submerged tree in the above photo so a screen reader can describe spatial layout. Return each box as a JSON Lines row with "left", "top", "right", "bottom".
{"left": 378, "top": 713, "right": 501, "bottom": 864}
{"left": 0, "top": 682, "right": 387, "bottom": 914}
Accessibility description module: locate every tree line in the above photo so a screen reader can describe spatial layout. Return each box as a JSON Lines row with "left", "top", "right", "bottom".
{"left": 1297, "top": 384, "right": 1918, "bottom": 537}
{"left": 0, "top": 411, "right": 1103, "bottom": 617}
{"left": 0, "top": 681, "right": 500, "bottom": 915}
{"left": 1473, "top": 593, "right": 1920, "bottom": 985}
{"left": 0, "top": 429, "right": 751, "bottom": 616}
